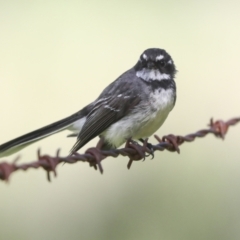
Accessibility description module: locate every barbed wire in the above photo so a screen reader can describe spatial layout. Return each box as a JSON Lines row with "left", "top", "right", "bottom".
{"left": 0, "top": 117, "right": 239, "bottom": 182}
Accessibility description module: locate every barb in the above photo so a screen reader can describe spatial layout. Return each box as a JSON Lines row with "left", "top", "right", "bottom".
{"left": 0, "top": 117, "right": 239, "bottom": 182}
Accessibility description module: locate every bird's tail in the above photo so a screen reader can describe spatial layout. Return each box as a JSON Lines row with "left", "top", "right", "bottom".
{"left": 0, "top": 112, "right": 82, "bottom": 158}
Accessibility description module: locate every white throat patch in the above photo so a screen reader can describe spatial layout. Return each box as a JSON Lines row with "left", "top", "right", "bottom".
{"left": 136, "top": 68, "right": 170, "bottom": 81}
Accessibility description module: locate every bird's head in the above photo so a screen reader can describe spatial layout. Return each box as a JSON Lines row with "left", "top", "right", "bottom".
{"left": 134, "top": 48, "right": 176, "bottom": 82}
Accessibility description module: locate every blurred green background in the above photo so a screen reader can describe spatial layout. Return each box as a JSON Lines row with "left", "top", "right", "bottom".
{"left": 0, "top": 0, "right": 240, "bottom": 239}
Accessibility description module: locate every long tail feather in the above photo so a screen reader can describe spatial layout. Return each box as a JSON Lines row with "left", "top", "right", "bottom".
{"left": 0, "top": 112, "right": 82, "bottom": 157}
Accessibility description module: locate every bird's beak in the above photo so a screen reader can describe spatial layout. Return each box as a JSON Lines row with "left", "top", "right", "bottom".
{"left": 147, "top": 62, "right": 156, "bottom": 69}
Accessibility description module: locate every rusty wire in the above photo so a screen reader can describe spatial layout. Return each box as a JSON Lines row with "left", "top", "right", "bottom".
{"left": 0, "top": 117, "right": 239, "bottom": 182}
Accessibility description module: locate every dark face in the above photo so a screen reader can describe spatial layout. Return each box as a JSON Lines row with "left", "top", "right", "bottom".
{"left": 134, "top": 48, "right": 176, "bottom": 82}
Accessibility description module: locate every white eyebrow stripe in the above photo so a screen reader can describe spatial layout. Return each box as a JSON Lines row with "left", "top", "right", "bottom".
{"left": 156, "top": 55, "right": 164, "bottom": 61}
{"left": 142, "top": 53, "right": 148, "bottom": 60}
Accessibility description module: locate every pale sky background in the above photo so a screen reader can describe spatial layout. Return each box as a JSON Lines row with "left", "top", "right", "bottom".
{"left": 0, "top": 0, "right": 240, "bottom": 239}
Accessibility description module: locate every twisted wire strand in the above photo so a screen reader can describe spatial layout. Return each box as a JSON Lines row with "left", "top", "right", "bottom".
{"left": 0, "top": 117, "right": 239, "bottom": 182}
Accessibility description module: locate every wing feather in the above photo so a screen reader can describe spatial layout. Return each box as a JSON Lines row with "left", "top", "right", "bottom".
{"left": 70, "top": 95, "right": 140, "bottom": 153}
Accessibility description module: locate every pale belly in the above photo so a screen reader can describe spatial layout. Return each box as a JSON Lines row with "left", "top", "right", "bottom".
{"left": 103, "top": 88, "right": 175, "bottom": 147}
{"left": 133, "top": 106, "right": 171, "bottom": 139}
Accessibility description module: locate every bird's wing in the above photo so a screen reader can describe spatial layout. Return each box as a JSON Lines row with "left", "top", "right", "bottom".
{"left": 70, "top": 94, "right": 141, "bottom": 153}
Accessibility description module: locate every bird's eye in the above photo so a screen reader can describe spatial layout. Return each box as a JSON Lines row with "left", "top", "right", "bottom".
{"left": 141, "top": 60, "right": 148, "bottom": 68}
{"left": 159, "top": 60, "right": 166, "bottom": 67}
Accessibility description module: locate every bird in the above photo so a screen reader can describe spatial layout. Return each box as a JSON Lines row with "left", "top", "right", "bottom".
{"left": 0, "top": 48, "right": 177, "bottom": 158}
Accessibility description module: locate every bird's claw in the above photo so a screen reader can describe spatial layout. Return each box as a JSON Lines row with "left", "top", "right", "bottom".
{"left": 144, "top": 142, "right": 154, "bottom": 159}
{"left": 139, "top": 138, "right": 154, "bottom": 160}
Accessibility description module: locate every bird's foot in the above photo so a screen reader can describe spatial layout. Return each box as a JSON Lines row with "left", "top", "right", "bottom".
{"left": 139, "top": 138, "right": 154, "bottom": 159}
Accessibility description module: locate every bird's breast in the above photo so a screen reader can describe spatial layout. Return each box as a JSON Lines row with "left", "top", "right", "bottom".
{"left": 100, "top": 87, "right": 176, "bottom": 148}
{"left": 134, "top": 88, "right": 175, "bottom": 138}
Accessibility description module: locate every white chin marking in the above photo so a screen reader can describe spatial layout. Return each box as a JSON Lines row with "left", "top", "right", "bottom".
{"left": 136, "top": 69, "right": 170, "bottom": 81}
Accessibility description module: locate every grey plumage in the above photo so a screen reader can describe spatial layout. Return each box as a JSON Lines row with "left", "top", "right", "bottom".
{"left": 0, "top": 48, "right": 177, "bottom": 157}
